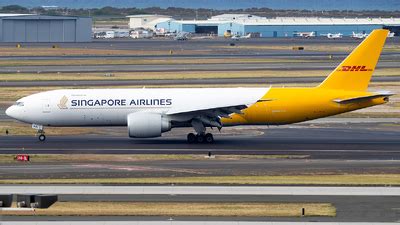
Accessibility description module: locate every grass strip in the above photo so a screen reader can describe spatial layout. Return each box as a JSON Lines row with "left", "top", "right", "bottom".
{"left": 0, "top": 174, "right": 398, "bottom": 185}
{"left": 0, "top": 58, "right": 307, "bottom": 67}
{"left": 1, "top": 202, "right": 335, "bottom": 217}
{"left": 0, "top": 47, "right": 211, "bottom": 56}
{"left": 0, "top": 68, "right": 399, "bottom": 82}
{"left": 221, "top": 44, "right": 400, "bottom": 52}
{"left": 0, "top": 121, "right": 101, "bottom": 136}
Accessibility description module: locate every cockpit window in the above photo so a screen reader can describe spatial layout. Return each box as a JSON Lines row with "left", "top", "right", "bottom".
{"left": 13, "top": 102, "right": 24, "bottom": 106}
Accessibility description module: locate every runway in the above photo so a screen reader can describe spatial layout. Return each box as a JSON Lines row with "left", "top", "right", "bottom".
{"left": 0, "top": 188, "right": 399, "bottom": 222}
{"left": 1, "top": 76, "right": 399, "bottom": 87}
{"left": 0, "top": 52, "right": 399, "bottom": 62}
{"left": 0, "top": 37, "right": 397, "bottom": 51}
{"left": 1, "top": 125, "right": 400, "bottom": 159}
{"left": 1, "top": 158, "right": 399, "bottom": 179}
{"left": 0, "top": 61, "right": 398, "bottom": 74}
{"left": 0, "top": 222, "right": 398, "bottom": 225}
{"left": 0, "top": 52, "right": 353, "bottom": 60}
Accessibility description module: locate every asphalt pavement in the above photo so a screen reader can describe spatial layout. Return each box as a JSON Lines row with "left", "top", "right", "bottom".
{"left": 0, "top": 61, "right": 398, "bottom": 74}
{"left": 1, "top": 125, "right": 399, "bottom": 159}
{"left": 0, "top": 192, "right": 398, "bottom": 222}
{"left": 1, "top": 76, "right": 399, "bottom": 87}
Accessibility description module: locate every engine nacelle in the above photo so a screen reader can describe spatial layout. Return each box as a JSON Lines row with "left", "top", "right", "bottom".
{"left": 127, "top": 112, "right": 171, "bottom": 138}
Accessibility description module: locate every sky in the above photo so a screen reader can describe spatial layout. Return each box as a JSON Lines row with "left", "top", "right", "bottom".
{"left": 0, "top": 0, "right": 399, "bottom": 10}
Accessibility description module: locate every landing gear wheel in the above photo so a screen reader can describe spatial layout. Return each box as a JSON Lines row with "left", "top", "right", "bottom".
{"left": 205, "top": 133, "right": 214, "bottom": 143}
{"left": 38, "top": 134, "right": 46, "bottom": 142}
{"left": 187, "top": 133, "right": 196, "bottom": 143}
{"left": 196, "top": 134, "right": 205, "bottom": 143}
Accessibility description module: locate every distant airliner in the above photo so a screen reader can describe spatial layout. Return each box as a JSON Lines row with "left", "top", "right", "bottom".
{"left": 6, "top": 29, "right": 393, "bottom": 143}
{"left": 231, "top": 33, "right": 252, "bottom": 40}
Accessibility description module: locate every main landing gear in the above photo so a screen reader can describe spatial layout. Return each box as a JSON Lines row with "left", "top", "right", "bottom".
{"left": 187, "top": 132, "right": 214, "bottom": 144}
{"left": 187, "top": 118, "right": 217, "bottom": 144}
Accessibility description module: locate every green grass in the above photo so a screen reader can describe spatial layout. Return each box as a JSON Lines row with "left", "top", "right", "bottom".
{"left": 1, "top": 174, "right": 398, "bottom": 185}
{"left": 0, "top": 58, "right": 307, "bottom": 67}
{"left": 2, "top": 202, "right": 336, "bottom": 217}
{"left": 0, "top": 68, "right": 399, "bottom": 82}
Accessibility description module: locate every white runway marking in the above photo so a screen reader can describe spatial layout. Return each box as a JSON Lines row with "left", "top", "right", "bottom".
{"left": 0, "top": 148, "right": 400, "bottom": 153}
{"left": 0, "top": 221, "right": 399, "bottom": 225}
{"left": 0, "top": 186, "right": 399, "bottom": 196}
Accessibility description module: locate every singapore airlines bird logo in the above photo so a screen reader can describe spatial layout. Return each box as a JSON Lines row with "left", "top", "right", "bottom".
{"left": 58, "top": 96, "right": 68, "bottom": 109}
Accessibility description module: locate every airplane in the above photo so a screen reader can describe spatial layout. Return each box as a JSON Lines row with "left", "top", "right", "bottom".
{"left": 174, "top": 32, "right": 190, "bottom": 41}
{"left": 231, "top": 33, "right": 252, "bottom": 40}
{"left": 191, "top": 35, "right": 215, "bottom": 40}
{"left": 321, "top": 33, "right": 343, "bottom": 39}
{"left": 351, "top": 31, "right": 368, "bottom": 39}
{"left": 6, "top": 29, "right": 393, "bottom": 144}
{"left": 293, "top": 31, "right": 315, "bottom": 38}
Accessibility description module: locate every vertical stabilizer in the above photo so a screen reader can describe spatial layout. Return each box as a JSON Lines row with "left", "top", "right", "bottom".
{"left": 318, "top": 29, "right": 389, "bottom": 91}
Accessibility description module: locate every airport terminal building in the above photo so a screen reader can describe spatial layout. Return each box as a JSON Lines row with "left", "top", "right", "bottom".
{"left": 155, "top": 14, "right": 400, "bottom": 37}
{"left": 0, "top": 14, "right": 92, "bottom": 42}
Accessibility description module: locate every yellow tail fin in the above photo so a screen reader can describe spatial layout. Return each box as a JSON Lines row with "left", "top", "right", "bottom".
{"left": 318, "top": 29, "right": 389, "bottom": 91}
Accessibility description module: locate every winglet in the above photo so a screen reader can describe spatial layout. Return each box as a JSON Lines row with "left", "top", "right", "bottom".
{"left": 318, "top": 29, "right": 389, "bottom": 91}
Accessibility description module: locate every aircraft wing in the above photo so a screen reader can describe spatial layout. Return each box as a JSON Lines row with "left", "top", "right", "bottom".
{"left": 166, "top": 88, "right": 270, "bottom": 128}
{"left": 333, "top": 91, "right": 394, "bottom": 104}
{"left": 168, "top": 104, "right": 248, "bottom": 128}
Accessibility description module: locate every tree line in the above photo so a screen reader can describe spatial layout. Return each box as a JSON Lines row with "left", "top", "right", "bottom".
{"left": 0, "top": 5, "right": 399, "bottom": 19}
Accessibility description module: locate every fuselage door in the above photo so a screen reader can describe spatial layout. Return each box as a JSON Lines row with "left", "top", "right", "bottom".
{"left": 42, "top": 99, "right": 51, "bottom": 113}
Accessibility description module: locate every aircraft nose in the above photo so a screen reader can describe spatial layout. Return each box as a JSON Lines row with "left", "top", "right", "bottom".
{"left": 5, "top": 106, "right": 15, "bottom": 118}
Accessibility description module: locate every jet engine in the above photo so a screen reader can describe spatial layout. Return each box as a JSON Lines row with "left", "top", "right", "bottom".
{"left": 127, "top": 112, "right": 171, "bottom": 138}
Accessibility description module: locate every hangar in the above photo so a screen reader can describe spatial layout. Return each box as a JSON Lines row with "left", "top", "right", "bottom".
{"left": 0, "top": 14, "right": 92, "bottom": 42}
{"left": 155, "top": 14, "right": 400, "bottom": 37}
{"left": 127, "top": 14, "right": 171, "bottom": 30}
{"left": 156, "top": 20, "right": 220, "bottom": 35}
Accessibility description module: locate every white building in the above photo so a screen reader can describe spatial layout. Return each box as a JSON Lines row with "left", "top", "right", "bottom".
{"left": 126, "top": 14, "right": 172, "bottom": 30}
{"left": 209, "top": 14, "right": 263, "bottom": 21}
{"left": 156, "top": 14, "right": 400, "bottom": 37}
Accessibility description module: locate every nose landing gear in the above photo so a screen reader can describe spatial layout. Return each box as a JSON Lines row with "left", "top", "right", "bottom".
{"left": 32, "top": 124, "right": 46, "bottom": 142}
{"left": 38, "top": 132, "right": 46, "bottom": 142}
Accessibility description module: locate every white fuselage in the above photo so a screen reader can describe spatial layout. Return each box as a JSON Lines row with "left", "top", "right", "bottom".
{"left": 6, "top": 88, "right": 268, "bottom": 127}
{"left": 326, "top": 33, "right": 343, "bottom": 39}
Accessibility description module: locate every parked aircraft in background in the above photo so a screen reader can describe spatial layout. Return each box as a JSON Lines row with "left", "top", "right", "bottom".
{"left": 191, "top": 35, "right": 215, "bottom": 40}
{"left": 6, "top": 30, "right": 393, "bottom": 144}
{"left": 174, "top": 32, "right": 190, "bottom": 41}
{"left": 321, "top": 33, "right": 343, "bottom": 39}
{"left": 293, "top": 31, "right": 315, "bottom": 38}
{"left": 351, "top": 31, "right": 368, "bottom": 39}
{"left": 231, "top": 33, "right": 252, "bottom": 40}
{"left": 223, "top": 30, "right": 233, "bottom": 38}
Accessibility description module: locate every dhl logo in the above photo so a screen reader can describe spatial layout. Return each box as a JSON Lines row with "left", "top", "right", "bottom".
{"left": 337, "top": 65, "right": 373, "bottom": 72}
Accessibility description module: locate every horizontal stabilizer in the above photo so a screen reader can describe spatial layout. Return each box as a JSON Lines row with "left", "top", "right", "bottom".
{"left": 333, "top": 91, "right": 394, "bottom": 104}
